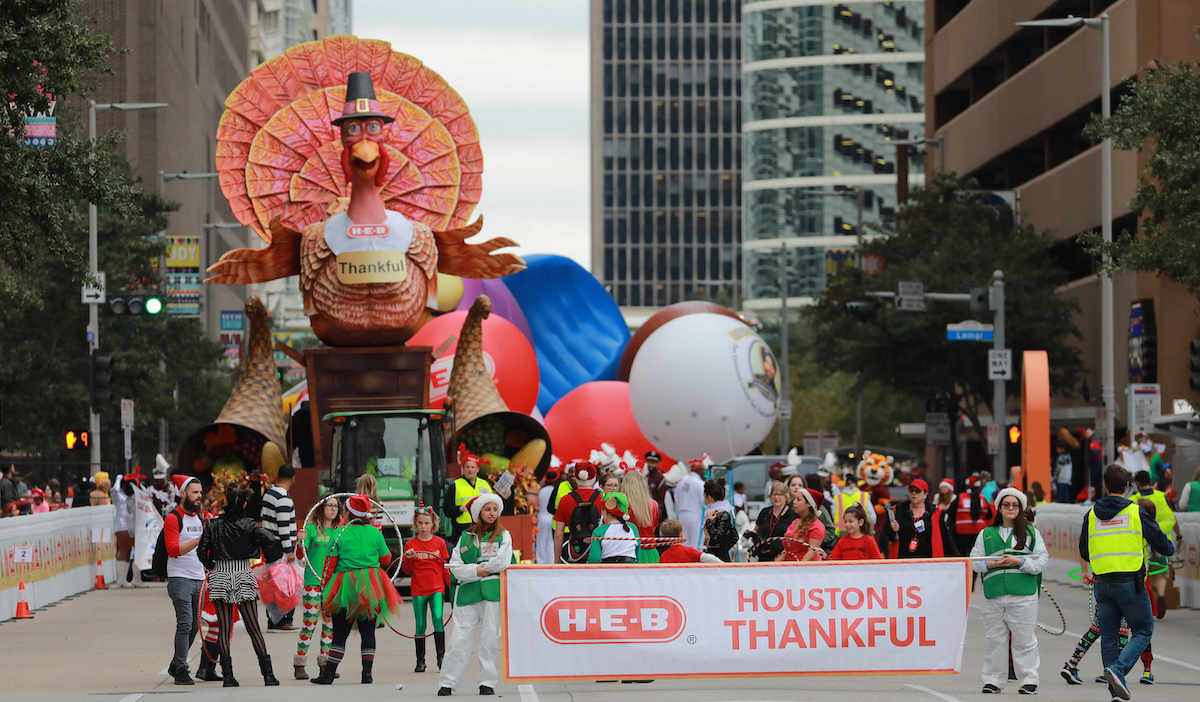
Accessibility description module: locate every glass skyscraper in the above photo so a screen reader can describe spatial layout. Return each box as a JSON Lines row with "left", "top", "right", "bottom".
{"left": 591, "top": 0, "right": 744, "bottom": 312}
{"left": 742, "top": 1, "right": 924, "bottom": 312}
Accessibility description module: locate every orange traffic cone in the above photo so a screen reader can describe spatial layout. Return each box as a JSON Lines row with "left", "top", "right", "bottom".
{"left": 14, "top": 581, "right": 33, "bottom": 619}
{"left": 94, "top": 558, "right": 107, "bottom": 590}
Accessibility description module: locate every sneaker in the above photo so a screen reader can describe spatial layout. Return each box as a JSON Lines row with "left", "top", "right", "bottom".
{"left": 982, "top": 684, "right": 1001, "bottom": 694}
{"left": 1105, "top": 667, "right": 1130, "bottom": 700}
{"left": 479, "top": 686, "right": 494, "bottom": 695}
{"left": 1061, "top": 664, "right": 1083, "bottom": 685}
{"left": 1140, "top": 671, "right": 1154, "bottom": 685}
{"left": 173, "top": 671, "right": 195, "bottom": 686}
{"left": 1018, "top": 684, "right": 1038, "bottom": 695}
{"left": 1095, "top": 674, "right": 1108, "bottom": 684}
{"left": 437, "top": 687, "right": 452, "bottom": 696}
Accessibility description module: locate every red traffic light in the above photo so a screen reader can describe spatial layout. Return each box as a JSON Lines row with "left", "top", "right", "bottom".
{"left": 1008, "top": 425, "right": 1022, "bottom": 444}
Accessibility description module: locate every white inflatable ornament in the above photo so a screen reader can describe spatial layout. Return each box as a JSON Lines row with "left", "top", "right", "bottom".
{"left": 629, "top": 313, "right": 780, "bottom": 463}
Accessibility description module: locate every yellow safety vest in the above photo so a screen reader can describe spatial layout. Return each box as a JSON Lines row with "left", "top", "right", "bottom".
{"left": 1087, "top": 503, "right": 1144, "bottom": 575}
{"left": 834, "top": 490, "right": 864, "bottom": 535}
{"left": 453, "top": 476, "right": 492, "bottom": 525}
{"left": 1145, "top": 489, "right": 1176, "bottom": 538}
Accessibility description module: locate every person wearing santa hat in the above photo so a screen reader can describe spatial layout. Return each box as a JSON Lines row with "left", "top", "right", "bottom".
{"left": 450, "top": 446, "right": 496, "bottom": 545}
{"left": 310, "top": 494, "right": 404, "bottom": 685}
{"left": 553, "top": 460, "right": 602, "bottom": 563}
{"left": 969, "top": 486, "right": 1048, "bottom": 695}
{"left": 438, "top": 492, "right": 511, "bottom": 696}
{"left": 163, "top": 474, "right": 207, "bottom": 685}
{"left": 780, "top": 484, "right": 827, "bottom": 562}
{"left": 28, "top": 487, "right": 49, "bottom": 514}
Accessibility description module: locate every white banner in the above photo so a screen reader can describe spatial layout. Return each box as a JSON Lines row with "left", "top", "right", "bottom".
{"left": 133, "top": 488, "right": 164, "bottom": 572}
{"left": 502, "top": 560, "right": 970, "bottom": 681}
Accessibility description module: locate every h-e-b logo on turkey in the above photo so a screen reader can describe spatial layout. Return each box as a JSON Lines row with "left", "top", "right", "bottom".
{"left": 540, "top": 596, "right": 686, "bottom": 645}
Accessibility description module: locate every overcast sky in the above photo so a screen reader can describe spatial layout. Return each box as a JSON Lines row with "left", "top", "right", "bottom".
{"left": 353, "top": 0, "right": 591, "bottom": 267}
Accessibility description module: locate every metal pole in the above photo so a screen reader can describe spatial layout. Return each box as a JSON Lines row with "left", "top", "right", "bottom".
{"left": 992, "top": 270, "right": 1006, "bottom": 481}
{"left": 87, "top": 100, "right": 101, "bottom": 475}
{"left": 158, "top": 171, "right": 169, "bottom": 457}
{"left": 853, "top": 188, "right": 865, "bottom": 458}
{"left": 1100, "top": 14, "right": 1115, "bottom": 464}
{"left": 778, "top": 242, "right": 789, "bottom": 453}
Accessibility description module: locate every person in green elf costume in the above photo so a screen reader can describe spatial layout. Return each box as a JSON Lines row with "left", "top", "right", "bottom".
{"left": 294, "top": 495, "right": 342, "bottom": 680}
{"left": 970, "top": 487, "right": 1048, "bottom": 695}
{"left": 588, "top": 491, "right": 659, "bottom": 563}
{"left": 438, "top": 492, "right": 511, "bottom": 697}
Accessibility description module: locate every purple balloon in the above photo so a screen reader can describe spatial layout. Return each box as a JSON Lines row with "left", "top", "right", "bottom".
{"left": 456, "top": 278, "right": 535, "bottom": 344}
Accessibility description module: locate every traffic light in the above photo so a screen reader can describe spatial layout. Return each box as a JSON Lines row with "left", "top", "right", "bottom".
{"left": 843, "top": 299, "right": 879, "bottom": 322}
{"left": 1008, "top": 425, "right": 1021, "bottom": 444}
{"left": 89, "top": 350, "right": 113, "bottom": 406}
{"left": 64, "top": 430, "right": 89, "bottom": 450}
{"left": 109, "top": 292, "right": 164, "bottom": 315}
{"left": 1190, "top": 339, "right": 1200, "bottom": 391}
{"left": 1006, "top": 424, "right": 1022, "bottom": 469}
{"left": 970, "top": 287, "right": 990, "bottom": 313}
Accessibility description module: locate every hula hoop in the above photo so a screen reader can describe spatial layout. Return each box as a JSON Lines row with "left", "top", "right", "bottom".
{"left": 1037, "top": 583, "right": 1067, "bottom": 636}
{"left": 386, "top": 548, "right": 454, "bottom": 640}
{"left": 1147, "top": 564, "right": 1169, "bottom": 576}
{"left": 300, "top": 493, "right": 452, "bottom": 640}
{"left": 1067, "top": 567, "right": 1085, "bottom": 580}
{"left": 754, "top": 536, "right": 829, "bottom": 560}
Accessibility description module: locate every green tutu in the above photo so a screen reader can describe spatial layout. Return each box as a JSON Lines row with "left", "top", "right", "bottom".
{"left": 321, "top": 566, "right": 404, "bottom": 623}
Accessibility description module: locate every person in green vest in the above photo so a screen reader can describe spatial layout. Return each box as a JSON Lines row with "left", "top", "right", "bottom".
{"left": 438, "top": 492, "right": 511, "bottom": 697}
{"left": 293, "top": 495, "right": 342, "bottom": 680}
{"left": 1079, "top": 463, "right": 1174, "bottom": 701}
{"left": 1132, "top": 470, "right": 1181, "bottom": 620}
{"left": 969, "top": 487, "right": 1048, "bottom": 695}
{"left": 1179, "top": 466, "right": 1200, "bottom": 513}
{"left": 450, "top": 445, "right": 496, "bottom": 545}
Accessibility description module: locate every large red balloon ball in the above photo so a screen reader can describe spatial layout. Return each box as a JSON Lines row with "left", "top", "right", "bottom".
{"left": 407, "top": 311, "right": 539, "bottom": 413}
{"left": 543, "top": 381, "right": 670, "bottom": 464}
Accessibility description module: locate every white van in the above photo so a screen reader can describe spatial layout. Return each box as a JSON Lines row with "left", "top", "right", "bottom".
{"left": 710, "top": 454, "right": 823, "bottom": 520}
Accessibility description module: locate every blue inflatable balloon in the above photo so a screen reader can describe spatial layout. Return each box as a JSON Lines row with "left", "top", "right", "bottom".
{"left": 502, "top": 255, "right": 630, "bottom": 414}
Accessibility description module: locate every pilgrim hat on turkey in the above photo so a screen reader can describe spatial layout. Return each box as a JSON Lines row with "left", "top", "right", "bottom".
{"left": 177, "top": 297, "right": 287, "bottom": 478}
{"left": 332, "top": 71, "right": 394, "bottom": 125}
{"left": 444, "top": 295, "right": 552, "bottom": 477}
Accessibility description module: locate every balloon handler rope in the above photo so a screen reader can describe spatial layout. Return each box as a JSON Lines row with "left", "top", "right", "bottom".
{"left": 300, "top": 493, "right": 451, "bottom": 640}
{"left": 752, "top": 536, "right": 829, "bottom": 560}
{"left": 583, "top": 536, "right": 687, "bottom": 545}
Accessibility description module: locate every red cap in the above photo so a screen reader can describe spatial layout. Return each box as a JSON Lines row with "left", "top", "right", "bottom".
{"left": 457, "top": 444, "right": 481, "bottom": 467}
{"left": 172, "top": 475, "right": 198, "bottom": 492}
{"left": 347, "top": 494, "right": 372, "bottom": 519}
{"left": 908, "top": 478, "right": 929, "bottom": 492}
{"left": 29, "top": 488, "right": 45, "bottom": 498}
{"left": 569, "top": 460, "right": 597, "bottom": 484}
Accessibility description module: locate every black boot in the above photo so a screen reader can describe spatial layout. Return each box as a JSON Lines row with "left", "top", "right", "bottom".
{"left": 220, "top": 653, "right": 239, "bottom": 688}
{"left": 361, "top": 658, "right": 374, "bottom": 684}
{"left": 434, "top": 631, "right": 446, "bottom": 670}
{"left": 414, "top": 638, "right": 427, "bottom": 673}
{"left": 259, "top": 654, "right": 280, "bottom": 686}
{"left": 311, "top": 659, "right": 339, "bottom": 685}
{"left": 195, "top": 640, "right": 221, "bottom": 682}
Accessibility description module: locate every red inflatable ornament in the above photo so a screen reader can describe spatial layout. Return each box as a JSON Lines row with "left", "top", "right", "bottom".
{"left": 543, "top": 381, "right": 671, "bottom": 466}
{"left": 406, "top": 310, "right": 539, "bottom": 414}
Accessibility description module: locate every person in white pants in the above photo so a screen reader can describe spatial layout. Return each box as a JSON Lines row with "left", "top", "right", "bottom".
{"left": 439, "top": 493, "right": 511, "bottom": 696}
{"left": 669, "top": 460, "right": 706, "bottom": 549}
{"left": 971, "top": 487, "right": 1048, "bottom": 695}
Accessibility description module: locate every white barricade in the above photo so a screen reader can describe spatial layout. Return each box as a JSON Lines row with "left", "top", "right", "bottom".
{"left": 501, "top": 560, "right": 969, "bottom": 681}
{"left": 0, "top": 506, "right": 115, "bottom": 622}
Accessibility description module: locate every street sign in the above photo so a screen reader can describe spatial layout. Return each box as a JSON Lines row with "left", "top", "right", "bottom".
{"left": 946, "top": 321, "right": 994, "bottom": 342}
{"left": 81, "top": 272, "right": 106, "bottom": 304}
{"left": 120, "top": 398, "right": 134, "bottom": 431}
{"left": 986, "top": 423, "right": 1001, "bottom": 455}
{"left": 925, "top": 412, "right": 951, "bottom": 444}
{"left": 778, "top": 400, "right": 793, "bottom": 420}
{"left": 1127, "top": 383, "right": 1161, "bottom": 436}
{"left": 123, "top": 428, "right": 132, "bottom": 460}
{"left": 988, "top": 349, "right": 1012, "bottom": 380}
{"left": 896, "top": 280, "right": 925, "bottom": 311}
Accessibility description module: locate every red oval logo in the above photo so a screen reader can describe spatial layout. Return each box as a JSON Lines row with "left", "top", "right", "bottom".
{"left": 539, "top": 596, "right": 686, "bottom": 644}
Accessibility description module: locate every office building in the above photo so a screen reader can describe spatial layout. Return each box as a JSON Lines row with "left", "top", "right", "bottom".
{"left": 742, "top": 0, "right": 926, "bottom": 313}
{"left": 926, "top": 0, "right": 1200, "bottom": 435}
{"left": 590, "top": 0, "right": 745, "bottom": 321}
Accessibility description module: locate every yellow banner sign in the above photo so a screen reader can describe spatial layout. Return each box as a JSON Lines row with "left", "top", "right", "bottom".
{"left": 335, "top": 250, "right": 408, "bottom": 284}
{"left": 166, "top": 236, "right": 200, "bottom": 268}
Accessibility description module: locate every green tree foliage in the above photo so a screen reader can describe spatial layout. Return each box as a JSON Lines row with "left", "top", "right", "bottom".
{"left": 0, "top": 0, "right": 144, "bottom": 312}
{"left": 1084, "top": 62, "right": 1200, "bottom": 297}
{"left": 804, "top": 175, "right": 1084, "bottom": 435}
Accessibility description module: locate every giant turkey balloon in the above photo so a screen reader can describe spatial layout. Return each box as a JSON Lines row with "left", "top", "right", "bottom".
{"left": 544, "top": 381, "right": 669, "bottom": 463}
{"left": 406, "top": 309, "right": 539, "bottom": 413}
{"left": 628, "top": 313, "right": 780, "bottom": 463}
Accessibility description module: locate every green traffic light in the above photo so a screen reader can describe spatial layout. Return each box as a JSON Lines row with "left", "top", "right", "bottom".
{"left": 145, "top": 296, "right": 164, "bottom": 315}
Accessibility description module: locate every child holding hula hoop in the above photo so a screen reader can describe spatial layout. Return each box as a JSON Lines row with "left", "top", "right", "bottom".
{"left": 401, "top": 506, "right": 450, "bottom": 673}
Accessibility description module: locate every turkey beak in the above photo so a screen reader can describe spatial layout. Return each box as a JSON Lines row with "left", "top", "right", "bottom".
{"left": 350, "top": 139, "right": 380, "bottom": 175}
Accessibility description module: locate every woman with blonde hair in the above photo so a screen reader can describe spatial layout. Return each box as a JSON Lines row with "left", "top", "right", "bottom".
{"left": 354, "top": 474, "right": 380, "bottom": 524}
{"left": 621, "top": 471, "right": 660, "bottom": 535}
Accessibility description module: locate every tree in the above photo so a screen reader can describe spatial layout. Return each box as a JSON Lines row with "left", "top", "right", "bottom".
{"left": 1083, "top": 62, "right": 1200, "bottom": 298}
{"left": 0, "top": 0, "right": 142, "bottom": 313}
{"left": 804, "top": 174, "right": 1085, "bottom": 438}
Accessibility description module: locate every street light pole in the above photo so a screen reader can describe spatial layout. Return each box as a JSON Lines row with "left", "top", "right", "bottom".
{"left": 778, "top": 242, "right": 789, "bottom": 453}
{"left": 992, "top": 270, "right": 1006, "bottom": 480}
{"left": 87, "top": 100, "right": 167, "bottom": 474}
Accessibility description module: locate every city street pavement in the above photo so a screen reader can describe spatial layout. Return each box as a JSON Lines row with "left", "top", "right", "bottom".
{"left": 1, "top": 578, "right": 1197, "bottom": 701}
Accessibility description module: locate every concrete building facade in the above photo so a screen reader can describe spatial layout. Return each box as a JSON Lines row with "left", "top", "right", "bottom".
{"left": 590, "top": 0, "right": 745, "bottom": 322}
{"left": 925, "top": 0, "right": 1200, "bottom": 436}
{"left": 742, "top": 0, "right": 926, "bottom": 314}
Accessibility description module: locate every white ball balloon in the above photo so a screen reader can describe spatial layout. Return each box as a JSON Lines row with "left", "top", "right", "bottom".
{"left": 628, "top": 313, "right": 781, "bottom": 463}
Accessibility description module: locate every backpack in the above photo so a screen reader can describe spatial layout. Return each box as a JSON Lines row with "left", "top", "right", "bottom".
{"left": 149, "top": 511, "right": 183, "bottom": 579}
{"left": 563, "top": 490, "right": 602, "bottom": 563}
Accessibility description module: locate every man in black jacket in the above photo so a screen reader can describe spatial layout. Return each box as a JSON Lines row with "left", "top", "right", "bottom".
{"left": 1079, "top": 464, "right": 1173, "bottom": 701}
